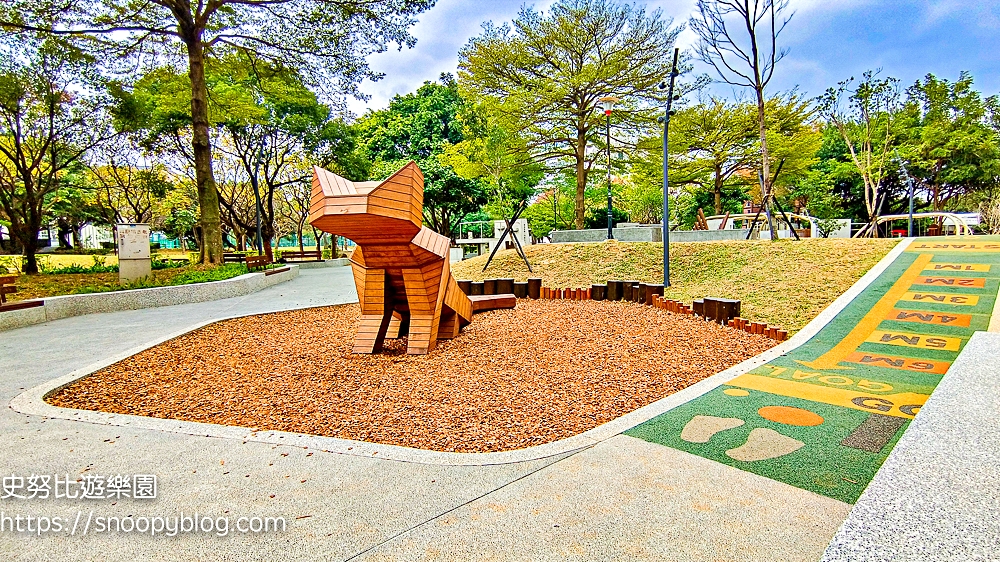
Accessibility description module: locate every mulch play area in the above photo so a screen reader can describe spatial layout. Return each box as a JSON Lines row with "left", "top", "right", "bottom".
{"left": 48, "top": 300, "right": 775, "bottom": 453}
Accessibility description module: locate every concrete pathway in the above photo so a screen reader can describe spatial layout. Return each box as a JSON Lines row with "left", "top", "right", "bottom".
{"left": 2, "top": 240, "right": 997, "bottom": 561}
{"left": 823, "top": 331, "right": 1000, "bottom": 561}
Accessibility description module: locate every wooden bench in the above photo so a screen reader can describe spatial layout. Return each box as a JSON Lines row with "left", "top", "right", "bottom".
{"left": 280, "top": 250, "right": 322, "bottom": 262}
{"left": 222, "top": 252, "right": 246, "bottom": 264}
{"left": 244, "top": 254, "right": 270, "bottom": 271}
{"left": 0, "top": 275, "right": 16, "bottom": 305}
{"left": 469, "top": 293, "right": 517, "bottom": 312}
{"left": 0, "top": 275, "right": 43, "bottom": 312}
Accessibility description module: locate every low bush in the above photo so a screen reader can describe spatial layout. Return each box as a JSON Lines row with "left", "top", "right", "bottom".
{"left": 168, "top": 263, "right": 248, "bottom": 285}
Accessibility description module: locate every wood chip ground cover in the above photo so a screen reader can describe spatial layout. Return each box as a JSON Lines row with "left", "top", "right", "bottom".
{"left": 48, "top": 301, "right": 775, "bottom": 453}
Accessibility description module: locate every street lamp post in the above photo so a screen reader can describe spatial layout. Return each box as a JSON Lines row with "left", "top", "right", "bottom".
{"left": 251, "top": 144, "right": 264, "bottom": 256}
{"left": 658, "top": 48, "right": 680, "bottom": 288}
{"left": 599, "top": 96, "right": 618, "bottom": 240}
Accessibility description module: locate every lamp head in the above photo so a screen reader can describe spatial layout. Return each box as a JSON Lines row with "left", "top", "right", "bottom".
{"left": 598, "top": 95, "right": 619, "bottom": 114}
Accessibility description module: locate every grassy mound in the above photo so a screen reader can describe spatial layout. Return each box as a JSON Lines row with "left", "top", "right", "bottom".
{"left": 452, "top": 238, "right": 900, "bottom": 332}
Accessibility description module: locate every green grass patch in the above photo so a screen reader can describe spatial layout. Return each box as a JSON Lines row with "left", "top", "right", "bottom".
{"left": 7, "top": 263, "right": 249, "bottom": 301}
{"left": 452, "top": 238, "right": 900, "bottom": 332}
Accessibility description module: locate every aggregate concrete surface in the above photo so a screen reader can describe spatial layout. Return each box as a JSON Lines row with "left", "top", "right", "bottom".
{"left": 822, "top": 331, "right": 1000, "bottom": 562}
{"left": 0, "top": 267, "right": 855, "bottom": 560}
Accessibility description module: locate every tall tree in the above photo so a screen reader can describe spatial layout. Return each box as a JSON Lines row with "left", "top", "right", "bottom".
{"left": 119, "top": 54, "right": 354, "bottom": 259}
{"left": 89, "top": 143, "right": 174, "bottom": 226}
{"left": 668, "top": 97, "right": 759, "bottom": 214}
{"left": 355, "top": 74, "right": 487, "bottom": 238}
{"left": 0, "top": 37, "right": 115, "bottom": 273}
{"left": 2, "top": 0, "right": 435, "bottom": 264}
{"left": 819, "top": 71, "right": 901, "bottom": 227}
{"left": 897, "top": 72, "right": 1000, "bottom": 212}
{"left": 459, "top": 0, "right": 681, "bottom": 229}
{"left": 441, "top": 99, "right": 544, "bottom": 219}
{"left": 691, "top": 0, "right": 793, "bottom": 237}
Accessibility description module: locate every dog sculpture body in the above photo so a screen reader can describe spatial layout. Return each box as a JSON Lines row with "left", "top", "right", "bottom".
{"left": 309, "top": 162, "right": 474, "bottom": 355}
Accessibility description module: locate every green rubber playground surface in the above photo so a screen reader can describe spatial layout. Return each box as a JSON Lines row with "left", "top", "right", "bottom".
{"left": 626, "top": 237, "right": 1000, "bottom": 504}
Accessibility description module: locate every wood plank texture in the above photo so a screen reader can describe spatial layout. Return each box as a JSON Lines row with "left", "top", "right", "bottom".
{"left": 309, "top": 161, "right": 485, "bottom": 355}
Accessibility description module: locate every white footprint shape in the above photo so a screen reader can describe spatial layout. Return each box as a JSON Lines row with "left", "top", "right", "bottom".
{"left": 680, "top": 415, "right": 745, "bottom": 443}
{"left": 726, "top": 428, "right": 804, "bottom": 462}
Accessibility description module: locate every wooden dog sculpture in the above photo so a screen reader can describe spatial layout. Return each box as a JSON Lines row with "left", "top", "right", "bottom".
{"left": 310, "top": 161, "right": 508, "bottom": 355}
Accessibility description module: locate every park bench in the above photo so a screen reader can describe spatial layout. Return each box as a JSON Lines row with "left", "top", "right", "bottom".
{"left": 0, "top": 275, "right": 43, "bottom": 313}
{"left": 222, "top": 252, "right": 246, "bottom": 264}
{"left": 243, "top": 254, "right": 289, "bottom": 276}
{"left": 279, "top": 250, "right": 322, "bottom": 263}
{"left": 244, "top": 254, "right": 269, "bottom": 271}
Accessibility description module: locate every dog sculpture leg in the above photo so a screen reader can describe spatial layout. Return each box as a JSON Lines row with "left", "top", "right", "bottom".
{"left": 402, "top": 260, "right": 448, "bottom": 355}
{"left": 385, "top": 311, "right": 408, "bottom": 339}
{"left": 352, "top": 267, "right": 394, "bottom": 354}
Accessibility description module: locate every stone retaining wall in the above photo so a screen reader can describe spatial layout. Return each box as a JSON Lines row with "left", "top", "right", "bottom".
{"left": 550, "top": 228, "right": 752, "bottom": 243}
{"left": 0, "top": 266, "right": 298, "bottom": 332}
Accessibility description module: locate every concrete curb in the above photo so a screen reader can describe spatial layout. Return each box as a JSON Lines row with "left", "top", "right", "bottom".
{"left": 283, "top": 258, "right": 350, "bottom": 269}
{"left": 0, "top": 266, "right": 298, "bottom": 332}
{"left": 8, "top": 240, "right": 909, "bottom": 466}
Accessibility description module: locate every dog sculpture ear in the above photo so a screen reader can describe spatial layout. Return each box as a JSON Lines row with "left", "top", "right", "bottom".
{"left": 309, "top": 161, "right": 426, "bottom": 244}
{"left": 366, "top": 160, "right": 425, "bottom": 228}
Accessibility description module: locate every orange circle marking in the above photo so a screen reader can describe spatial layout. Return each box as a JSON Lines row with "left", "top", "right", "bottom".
{"left": 758, "top": 406, "right": 824, "bottom": 427}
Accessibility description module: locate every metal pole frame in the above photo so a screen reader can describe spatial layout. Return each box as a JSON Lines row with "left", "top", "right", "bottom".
{"left": 662, "top": 48, "right": 680, "bottom": 288}
{"left": 482, "top": 200, "right": 532, "bottom": 272}
{"left": 606, "top": 110, "right": 614, "bottom": 240}
{"left": 252, "top": 145, "right": 264, "bottom": 256}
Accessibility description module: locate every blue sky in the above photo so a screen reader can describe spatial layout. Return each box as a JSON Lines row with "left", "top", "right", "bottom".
{"left": 345, "top": 0, "right": 1000, "bottom": 115}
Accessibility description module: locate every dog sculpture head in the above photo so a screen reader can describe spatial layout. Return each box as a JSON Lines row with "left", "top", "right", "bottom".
{"left": 309, "top": 161, "right": 424, "bottom": 245}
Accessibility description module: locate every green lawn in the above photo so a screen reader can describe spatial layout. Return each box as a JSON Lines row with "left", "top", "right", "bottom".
{"left": 5, "top": 263, "right": 251, "bottom": 302}
{"left": 452, "top": 238, "right": 900, "bottom": 332}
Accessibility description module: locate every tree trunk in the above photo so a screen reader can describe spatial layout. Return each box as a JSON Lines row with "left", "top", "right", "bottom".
{"left": 574, "top": 125, "right": 588, "bottom": 230}
{"left": 755, "top": 91, "right": 776, "bottom": 240}
{"left": 184, "top": 36, "right": 224, "bottom": 265}
{"left": 20, "top": 225, "right": 40, "bottom": 274}
{"left": 298, "top": 227, "right": 304, "bottom": 252}
{"left": 714, "top": 163, "right": 723, "bottom": 215}
{"left": 262, "top": 222, "right": 275, "bottom": 261}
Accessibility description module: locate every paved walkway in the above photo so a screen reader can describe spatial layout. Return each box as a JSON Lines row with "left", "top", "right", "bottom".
{"left": 1, "top": 240, "right": 997, "bottom": 560}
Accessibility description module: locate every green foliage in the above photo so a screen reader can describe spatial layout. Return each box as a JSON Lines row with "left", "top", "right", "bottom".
{"left": 0, "top": 34, "right": 115, "bottom": 273}
{"left": 0, "top": 254, "right": 21, "bottom": 273}
{"left": 789, "top": 170, "right": 843, "bottom": 220}
{"left": 441, "top": 98, "right": 544, "bottom": 218}
{"left": 457, "top": 210, "right": 493, "bottom": 238}
{"left": 585, "top": 207, "right": 629, "bottom": 230}
{"left": 819, "top": 71, "right": 902, "bottom": 221}
{"left": 632, "top": 94, "right": 819, "bottom": 225}
{"left": 896, "top": 72, "right": 1000, "bottom": 211}
{"left": 620, "top": 179, "right": 665, "bottom": 224}
{"left": 358, "top": 75, "right": 489, "bottom": 238}
{"left": 675, "top": 185, "right": 749, "bottom": 229}
{"left": 163, "top": 209, "right": 198, "bottom": 245}
{"left": 459, "top": 0, "right": 683, "bottom": 229}
{"left": 151, "top": 257, "right": 188, "bottom": 270}
{"left": 167, "top": 264, "right": 248, "bottom": 286}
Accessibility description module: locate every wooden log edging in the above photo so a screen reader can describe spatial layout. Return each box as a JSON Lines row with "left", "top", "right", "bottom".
{"left": 455, "top": 278, "right": 787, "bottom": 341}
